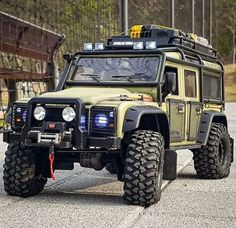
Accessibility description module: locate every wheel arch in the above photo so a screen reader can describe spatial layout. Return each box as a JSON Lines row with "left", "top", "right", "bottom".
{"left": 123, "top": 106, "right": 170, "bottom": 148}
{"left": 197, "top": 111, "right": 228, "bottom": 146}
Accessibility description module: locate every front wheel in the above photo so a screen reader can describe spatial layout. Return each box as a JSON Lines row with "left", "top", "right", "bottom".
{"left": 123, "top": 130, "right": 164, "bottom": 206}
{"left": 193, "top": 123, "right": 231, "bottom": 179}
{"left": 105, "top": 163, "right": 117, "bottom": 174}
{"left": 3, "top": 143, "right": 47, "bottom": 197}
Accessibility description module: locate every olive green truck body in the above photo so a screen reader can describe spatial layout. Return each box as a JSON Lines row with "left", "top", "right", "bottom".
{"left": 3, "top": 25, "right": 234, "bottom": 206}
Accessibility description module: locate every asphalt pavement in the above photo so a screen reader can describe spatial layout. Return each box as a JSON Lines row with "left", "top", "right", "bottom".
{"left": 0, "top": 103, "right": 235, "bottom": 228}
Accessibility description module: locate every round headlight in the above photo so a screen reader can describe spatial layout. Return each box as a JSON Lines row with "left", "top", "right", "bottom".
{"left": 62, "top": 107, "right": 76, "bottom": 122}
{"left": 33, "top": 106, "right": 46, "bottom": 121}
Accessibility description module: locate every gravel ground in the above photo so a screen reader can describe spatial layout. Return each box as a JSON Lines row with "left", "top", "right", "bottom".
{"left": 0, "top": 103, "right": 235, "bottom": 228}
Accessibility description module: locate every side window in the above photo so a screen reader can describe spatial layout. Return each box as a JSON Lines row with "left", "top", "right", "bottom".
{"left": 184, "top": 70, "right": 196, "bottom": 98}
{"left": 164, "top": 66, "right": 178, "bottom": 95}
{"left": 203, "top": 73, "right": 222, "bottom": 100}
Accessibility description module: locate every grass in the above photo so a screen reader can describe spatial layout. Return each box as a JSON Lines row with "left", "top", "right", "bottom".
{"left": 225, "top": 64, "right": 236, "bottom": 102}
{"left": 225, "top": 83, "right": 236, "bottom": 102}
{"left": 225, "top": 64, "right": 236, "bottom": 74}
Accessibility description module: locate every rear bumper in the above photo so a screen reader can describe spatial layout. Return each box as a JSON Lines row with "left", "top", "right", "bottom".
{"left": 3, "top": 130, "right": 121, "bottom": 150}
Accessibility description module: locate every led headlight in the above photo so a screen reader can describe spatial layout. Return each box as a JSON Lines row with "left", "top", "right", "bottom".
{"left": 33, "top": 106, "right": 46, "bottom": 121}
{"left": 95, "top": 113, "right": 108, "bottom": 128}
{"left": 62, "top": 107, "right": 76, "bottom": 122}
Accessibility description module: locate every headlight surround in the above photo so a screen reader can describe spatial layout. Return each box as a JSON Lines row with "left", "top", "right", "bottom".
{"left": 90, "top": 107, "right": 116, "bottom": 136}
{"left": 11, "top": 104, "right": 27, "bottom": 130}
{"left": 33, "top": 106, "right": 46, "bottom": 121}
{"left": 62, "top": 106, "right": 76, "bottom": 122}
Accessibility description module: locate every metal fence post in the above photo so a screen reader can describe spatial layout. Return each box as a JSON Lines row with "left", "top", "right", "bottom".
{"left": 202, "top": 0, "right": 205, "bottom": 37}
{"left": 170, "top": 0, "right": 175, "bottom": 28}
{"left": 192, "top": 0, "right": 195, "bottom": 33}
{"left": 209, "top": 0, "right": 212, "bottom": 44}
{"left": 120, "top": 0, "right": 128, "bottom": 34}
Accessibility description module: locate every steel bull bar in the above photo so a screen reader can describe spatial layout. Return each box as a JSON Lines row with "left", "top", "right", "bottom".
{"left": 22, "top": 97, "right": 88, "bottom": 149}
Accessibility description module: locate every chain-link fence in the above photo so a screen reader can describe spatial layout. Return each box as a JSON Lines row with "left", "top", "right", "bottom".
{"left": 0, "top": 0, "right": 224, "bottom": 129}
{"left": 0, "top": 0, "right": 215, "bottom": 54}
{"left": 0, "top": 0, "right": 120, "bottom": 54}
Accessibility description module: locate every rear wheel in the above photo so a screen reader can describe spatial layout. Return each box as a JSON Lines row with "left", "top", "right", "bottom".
{"left": 3, "top": 143, "right": 47, "bottom": 197}
{"left": 123, "top": 130, "right": 164, "bottom": 206}
{"left": 193, "top": 123, "right": 231, "bottom": 179}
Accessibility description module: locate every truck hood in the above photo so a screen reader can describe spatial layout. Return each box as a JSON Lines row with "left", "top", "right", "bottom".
{"left": 40, "top": 87, "right": 152, "bottom": 104}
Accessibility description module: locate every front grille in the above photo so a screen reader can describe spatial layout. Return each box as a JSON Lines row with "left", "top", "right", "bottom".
{"left": 31, "top": 105, "right": 89, "bottom": 129}
{"left": 44, "top": 107, "right": 64, "bottom": 122}
{"left": 31, "top": 106, "right": 64, "bottom": 128}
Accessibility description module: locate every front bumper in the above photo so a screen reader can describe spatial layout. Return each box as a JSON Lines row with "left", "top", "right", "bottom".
{"left": 3, "top": 130, "right": 121, "bottom": 150}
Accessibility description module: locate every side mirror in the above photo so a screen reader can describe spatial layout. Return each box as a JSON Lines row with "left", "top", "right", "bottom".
{"left": 165, "top": 72, "right": 177, "bottom": 93}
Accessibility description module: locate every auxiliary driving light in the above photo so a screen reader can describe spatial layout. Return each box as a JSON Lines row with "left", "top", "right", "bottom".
{"left": 133, "top": 42, "right": 144, "bottom": 50}
{"left": 34, "top": 106, "right": 46, "bottom": 121}
{"left": 62, "top": 107, "right": 76, "bottom": 122}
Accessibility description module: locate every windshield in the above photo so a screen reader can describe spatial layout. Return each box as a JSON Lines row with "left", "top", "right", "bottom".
{"left": 72, "top": 56, "right": 160, "bottom": 82}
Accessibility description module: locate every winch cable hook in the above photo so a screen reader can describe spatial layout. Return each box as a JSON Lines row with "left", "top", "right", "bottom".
{"left": 49, "top": 145, "right": 56, "bottom": 180}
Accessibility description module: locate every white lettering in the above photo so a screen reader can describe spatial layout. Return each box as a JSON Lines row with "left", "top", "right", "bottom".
{"left": 113, "top": 41, "right": 133, "bottom": 46}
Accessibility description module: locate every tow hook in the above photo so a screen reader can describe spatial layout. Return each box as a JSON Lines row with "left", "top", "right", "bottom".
{"left": 49, "top": 145, "right": 56, "bottom": 180}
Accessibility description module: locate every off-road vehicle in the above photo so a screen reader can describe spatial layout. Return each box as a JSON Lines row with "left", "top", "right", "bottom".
{"left": 3, "top": 25, "right": 234, "bottom": 206}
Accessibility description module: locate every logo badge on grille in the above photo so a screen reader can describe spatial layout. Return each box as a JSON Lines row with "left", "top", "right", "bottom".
{"left": 48, "top": 122, "right": 56, "bottom": 129}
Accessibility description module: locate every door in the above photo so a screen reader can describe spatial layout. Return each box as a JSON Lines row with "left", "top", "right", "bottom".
{"left": 183, "top": 69, "right": 202, "bottom": 142}
{"left": 164, "top": 65, "right": 186, "bottom": 143}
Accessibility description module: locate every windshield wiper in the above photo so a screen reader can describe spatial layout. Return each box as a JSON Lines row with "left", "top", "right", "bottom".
{"left": 80, "top": 73, "right": 100, "bottom": 82}
{"left": 111, "top": 75, "right": 134, "bottom": 82}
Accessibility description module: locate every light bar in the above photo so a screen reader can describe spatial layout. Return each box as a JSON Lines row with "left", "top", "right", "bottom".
{"left": 133, "top": 42, "right": 144, "bottom": 50}
{"left": 84, "top": 43, "right": 93, "bottom": 51}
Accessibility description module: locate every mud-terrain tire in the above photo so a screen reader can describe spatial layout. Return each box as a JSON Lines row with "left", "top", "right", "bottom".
{"left": 193, "top": 123, "right": 231, "bottom": 179}
{"left": 123, "top": 130, "right": 164, "bottom": 206}
{"left": 105, "top": 163, "right": 117, "bottom": 174}
{"left": 3, "top": 143, "right": 47, "bottom": 197}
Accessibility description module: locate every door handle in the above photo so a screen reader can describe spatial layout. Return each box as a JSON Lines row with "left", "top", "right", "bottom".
{"left": 177, "top": 104, "right": 185, "bottom": 113}
{"left": 195, "top": 106, "right": 201, "bottom": 114}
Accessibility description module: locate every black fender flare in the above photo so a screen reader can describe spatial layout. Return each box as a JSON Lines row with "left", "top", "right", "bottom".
{"left": 123, "top": 106, "right": 170, "bottom": 148}
{"left": 197, "top": 111, "right": 228, "bottom": 146}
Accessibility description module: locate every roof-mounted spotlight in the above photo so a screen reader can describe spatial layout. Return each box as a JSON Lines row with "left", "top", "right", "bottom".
{"left": 133, "top": 42, "right": 144, "bottom": 50}
{"left": 84, "top": 43, "right": 93, "bottom": 51}
{"left": 94, "top": 43, "right": 104, "bottom": 50}
{"left": 146, "top": 41, "right": 157, "bottom": 49}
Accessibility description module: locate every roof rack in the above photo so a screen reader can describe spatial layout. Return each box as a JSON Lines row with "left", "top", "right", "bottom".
{"left": 106, "top": 24, "right": 217, "bottom": 61}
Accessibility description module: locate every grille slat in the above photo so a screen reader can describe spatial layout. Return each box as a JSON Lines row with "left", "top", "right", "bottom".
{"left": 44, "top": 108, "right": 64, "bottom": 122}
